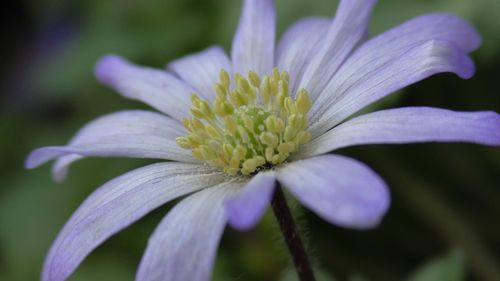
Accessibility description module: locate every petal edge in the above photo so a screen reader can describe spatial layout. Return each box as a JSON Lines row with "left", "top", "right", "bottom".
{"left": 277, "top": 155, "right": 390, "bottom": 229}
{"left": 225, "top": 171, "right": 276, "bottom": 230}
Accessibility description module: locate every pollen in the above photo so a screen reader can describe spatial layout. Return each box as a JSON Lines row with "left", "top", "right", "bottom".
{"left": 176, "top": 68, "right": 312, "bottom": 176}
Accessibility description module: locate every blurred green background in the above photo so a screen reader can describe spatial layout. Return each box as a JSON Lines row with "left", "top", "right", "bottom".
{"left": 1, "top": 0, "right": 500, "bottom": 280}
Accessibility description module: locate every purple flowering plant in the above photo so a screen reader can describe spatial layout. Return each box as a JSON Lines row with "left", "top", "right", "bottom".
{"left": 26, "top": 0, "right": 500, "bottom": 280}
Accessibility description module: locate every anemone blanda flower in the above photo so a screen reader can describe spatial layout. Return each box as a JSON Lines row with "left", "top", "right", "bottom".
{"left": 26, "top": 0, "right": 500, "bottom": 280}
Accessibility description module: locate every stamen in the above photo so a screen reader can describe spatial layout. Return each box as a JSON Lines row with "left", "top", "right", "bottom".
{"left": 176, "top": 68, "right": 312, "bottom": 176}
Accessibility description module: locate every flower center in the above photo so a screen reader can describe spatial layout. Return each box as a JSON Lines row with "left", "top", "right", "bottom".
{"left": 176, "top": 68, "right": 312, "bottom": 176}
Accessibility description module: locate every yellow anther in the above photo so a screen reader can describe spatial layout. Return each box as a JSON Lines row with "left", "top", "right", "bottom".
{"left": 296, "top": 89, "right": 312, "bottom": 114}
{"left": 271, "top": 154, "right": 285, "bottom": 165}
{"left": 219, "top": 150, "right": 230, "bottom": 163}
{"left": 265, "top": 147, "right": 274, "bottom": 162}
{"left": 234, "top": 73, "right": 244, "bottom": 83}
{"left": 191, "top": 119, "right": 205, "bottom": 130}
{"left": 236, "top": 75, "right": 250, "bottom": 92}
{"left": 205, "top": 124, "right": 221, "bottom": 139}
{"left": 229, "top": 157, "right": 240, "bottom": 169}
{"left": 176, "top": 137, "right": 192, "bottom": 149}
{"left": 187, "top": 134, "right": 203, "bottom": 146}
{"left": 223, "top": 143, "right": 234, "bottom": 156}
{"left": 233, "top": 145, "right": 247, "bottom": 160}
{"left": 288, "top": 114, "right": 300, "bottom": 128}
{"left": 284, "top": 97, "right": 296, "bottom": 114}
{"left": 190, "top": 108, "right": 205, "bottom": 119}
{"left": 296, "top": 131, "right": 311, "bottom": 144}
{"left": 215, "top": 83, "right": 227, "bottom": 98}
{"left": 259, "top": 132, "right": 279, "bottom": 147}
{"left": 260, "top": 76, "right": 271, "bottom": 104}
{"left": 224, "top": 116, "right": 238, "bottom": 134}
{"left": 242, "top": 156, "right": 265, "bottom": 175}
{"left": 274, "top": 117, "right": 285, "bottom": 134}
{"left": 214, "top": 99, "right": 225, "bottom": 116}
{"left": 208, "top": 140, "right": 223, "bottom": 151}
{"left": 296, "top": 114, "right": 307, "bottom": 130}
{"left": 277, "top": 143, "right": 290, "bottom": 155}
{"left": 192, "top": 148, "right": 204, "bottom": 160}
{"left": 199, "top": 101, "right": 214, "bottom": 119}
{"left": 287, "top": 142, "right": 298, "bottom": 153}
{"left": 237, "top": 125, "right": 250, "bottom": 143}
{"left": 281, "top": 71, "right": 290, "bottom": 83}
{"left": 191, "top": 94, "right": 201, "bottom": 104}
{"left": 230, "top": 90, "right": 248, "bottom": 107}
{"left": 177, "top": 68, "right": 313, "bottom": 176}
{"left": 236, "top": 75, "right": 257, "bottom": 102}
{"left": 284, "top": 126, "right": 296, "bottom": 142}
{"left": 255, "top": 156, "right": 266, "bottom": 166}
{"left": 220, "top": 70, "right": 230, "bottom": 88}
{"left": 215, "top": 98, "right": 234, "bottom": 116}
{"left": 276, "top": 92, "right": 286, "bottom": 109}
{"left": 272, "top": 68, "right": 280, "bottom": 81}
{"left": 277, "top": 142, "right": 296, "bottom": 155}
{"left": 279, "top": 80, "right": 290, "bottom": 98}
{"left": 200, "top": 145, "right": 216, "bottom": 159}
{"left": 265, "top": 115, "right": 282, "bottom": 133}
{"left": 182, "top": 118, "right": 191, "bottom": 130}
{"left": 248, "top": 71, "right": 261, "bottom": 87}
{"left": 264, "top": 116, "right": 275, "bottom": 132}
{"left": 243, "top": 116, "right": 254, "bottom": 132}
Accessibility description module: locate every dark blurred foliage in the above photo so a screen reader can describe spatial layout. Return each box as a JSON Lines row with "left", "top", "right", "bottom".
{"left": 1, "top": 0, "right": 500, "bottom": 280}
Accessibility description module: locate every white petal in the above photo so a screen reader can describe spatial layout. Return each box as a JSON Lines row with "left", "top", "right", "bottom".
{"left": 307, "top": 14, "right": 479, "bottom": 128}
{"left": 298, "top": 107, "right": 500, "bottom": 159}
{"left": 25, "top": 110, "right": 196, "bottom": 181}
{"left": 168, "top": 46, "right": 232, "bottom": 102}
{"left": 277, "top": 154, "right": 390, "bottom": 229}
{"left": 95, "top": 55, "right": 194, "bottom": 120}
{"left": 225, "top": 171, "right": 276, "bottom": 230}
{"left": 231, "top": 0, "right": 276, "bottom": 75}
{"left": 309, "top": 40, "right": 475, "bottom": 137}
{"left": 42, "top": 162, "right": 226, "bottom": 281}
{"left": 136, "top": 180, "right": 242, "bottom": 281}
{"left": 298, "top": 0, "right": 377, "bottom": 100}
{"left": 276, "top": 17, "right": 330, "bottom": 93}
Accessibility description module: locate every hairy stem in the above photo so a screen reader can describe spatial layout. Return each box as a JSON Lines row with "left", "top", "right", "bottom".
{"left": 271, "top": 183, "right": 316, "bottom": 281}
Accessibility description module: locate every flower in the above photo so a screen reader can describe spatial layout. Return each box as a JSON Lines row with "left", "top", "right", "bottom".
{"left": 26, "top": 0, "right": 500, "bottom": 280}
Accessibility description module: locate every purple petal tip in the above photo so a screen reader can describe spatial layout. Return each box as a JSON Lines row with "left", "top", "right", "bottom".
{"left": 224, "top": 172, "right": 276, "bottom": 231}
{"left": 25, "top": 146, "right": 67, "bottom": 170}
{"left": 25, "top": 148, "right": 47, "bottom": 169}
{"left": 24, "top": 153, "right": 37, "bottom": 170}
{"left": 225, "top": 200, "right": 257, "bottom": 231}
{"left": 456, "top": 55, "right": 476, "bottom": 80}
{"left": 94, "top": 55, "right": 126, "bottom": 85}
